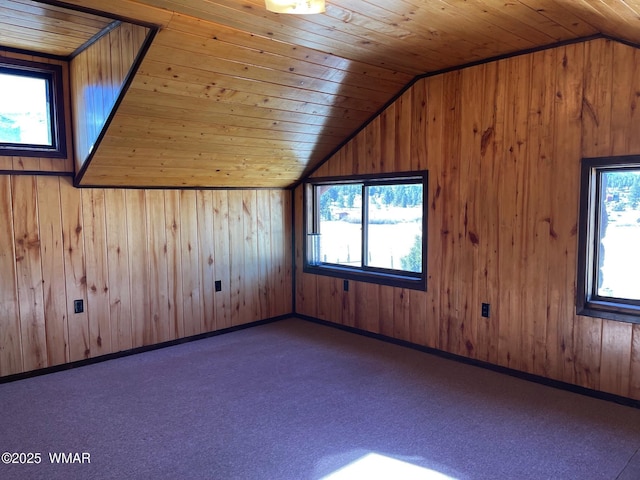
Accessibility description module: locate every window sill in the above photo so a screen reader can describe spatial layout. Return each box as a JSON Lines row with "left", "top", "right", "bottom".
{"left": 303, "top": 263, "right": 426, "bottom": 291}
{"left": 577, "top": 299, "right": 640, "bottom": 324}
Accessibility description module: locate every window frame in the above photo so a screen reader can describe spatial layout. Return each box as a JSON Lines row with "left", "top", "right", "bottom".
{"left": 0, "top": 56, "right": 67, "bottom": 158}
{"left": 576, "top": 155, "right": 640, "bottom": 324}
{"left": 303, "top": 170, "right": 428, "bottom": 291}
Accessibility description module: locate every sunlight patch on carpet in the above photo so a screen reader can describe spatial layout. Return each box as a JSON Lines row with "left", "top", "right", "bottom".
{"left": 321, "top": 453, "right": 458, "bottom": 480}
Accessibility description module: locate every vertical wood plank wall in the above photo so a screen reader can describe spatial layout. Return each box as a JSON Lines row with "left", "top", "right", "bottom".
{"left": 0, "top": 177, "right": 292, "bottom": 377}
{"left": 0, "top": 50, "right": 74, "bottom": 174}
{"left": 70, "top": 22, "right": 149, "bottom": 173}
{"left": 295, "top": 38, "right": 640, "bottom": 401}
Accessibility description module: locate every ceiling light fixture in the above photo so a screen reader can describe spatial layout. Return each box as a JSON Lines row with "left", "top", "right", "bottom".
{"left": 265, "top": 0, "right": 325, "bottom": 14}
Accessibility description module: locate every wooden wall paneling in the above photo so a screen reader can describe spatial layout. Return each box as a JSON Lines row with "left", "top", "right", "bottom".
{"left": 457, "top": 64, "right": 486, "bottom": 359}
{"left": 293, "top": 186, "right": 305, "bottom": 315}
{"left": 341, "top": 277, "right": 354, "bottom": 329}
{"left": 12, "top": 176, "right": 48, "bottom": 371}
{"left": 228, "top": 190, "right": 245, "bottom": 325}
{"left": 366, "top": 116, "right": 382, "bottom": 174}
{"left": 99, "top": 30, "right": 114, "bottom": 132}
{"left": 82, "top": 188, "right": 112, "bottom": 357}
{"left": 377, "top": 284, "right": 394, "bottom": 338}
{"left": 196, "top": 190, "right": 215, "bottom": 332}
{"left": 352, "top": 281, "right": 366, "bottom": 331}
{"left": 392, "top": 288, "right": 411, "bottom": 342}
{"left": 104, "top": 188, "right": 133, "bottom": 351}
{"left": 492, "top": 55, "right": 526, "bottom": 371}
{"left": 581, "top": 39, "right": 614, "bottom": 158}
{"left": 323, "top": 149, "right": 340, "bottom": 178}
{"left": 70, "top": 48, "right": 89, "bottom": 164}
{"left": 610, "top": 41, "right": 640, "bottom": 155}
{"left": 132, "top": 23, "right": 149, "bottom": 57}
{"left": 409, "top": 289, "right": 427, "bottom": 346}
{"left": 512, "top": 53, "right": 535, "bottom": 372}
{"left": 300, "top": 272, "right": 318, "bottom": 320}
{"left": 242, "top": 190, "right": 260, "bottom": 323}
{"left": 340, "top": 141, "right": 354, "bottom": 177}
{"left": 484, "top": 58, "right": 508, "bottom": 367}
{"left": 270, "top": 190, "right": 289, "bottom": 317}
{"left": 380, "top": 103, "right": 396, "bottom": 173}
{"left": 575, "top": 38, "right": 612, "bottom": 390}
{"left": 438, "top": 69, "right": 463, "bottom": 354}
{"left": 125, "top": 189, "right": 149, "bottom": 347}
{"left": 59, "top": 178, "right": 89, "bottom": 361}
{"left": 13, "top": 156, "right": 40, "bottom": 172}
{"left": 394, "top": 89, "right": 413, "bottom": 171}
{"left": 146, "top": 190, "right": 171, "bottom": 343}
{"left": 59, "top": 61, "right": 74, "bottom": 174}
{"left": 410, "top": 79, "right": 428, "bottom": 173}
{"left": 628, "top": 44, "right": 640, "bottom": 153}
{"left": 213, "top": 190, "right": 232, "bottom": 329}
{"left": 600, "top": 320, "right": 633, "bottom": 396}
{"left": 86, "top": 38, "right": 100, "bottom": 151}
{"left": 513, "top": 53, "right": 538, "bottom": 374}
{"left": 474, "top": 60, "right": 500, "bottom": 364}
{"left": 349, "top": 281, "right": 378, "bottom": 333}
{"left": 71, "top": 22, "right": 148, "bottom": 171}
{"left": 315, "top": 275, "right": 331, "bottom": 322}
{"left": 327, "top": 148, "right": 343, "bottom": 177}
{"left": 491, "top": 60, "right": 514, "bottom": 365}
{"left": 0, "top": 155, "right": 13, "bottom": 170}
{"left": 364, "top": 283, "right": 381, "bottom": 334}
{"left": 631, "top": 325, "right": 640, "bottom": 399}
{"left": 36, "top": 176, "right": 69, "bottom": 366}
{"left": 424, "top": 75, "right": 444, "bottom": 350}
{"left": 326, "top": 277, "right": 342, "bottom": 326}
{"left": 352, "top": 134, "right": 364, "bottom": 176}
{"left": 594, "top": 35, "right": 636, "bottom": 391}
{"left": 109, "top": 24, "right": 124, "bottom": 110}
{"left": 179, "top": 190, "right": 204, "bottom": 336}
{"left": 312, "top": 162, "right": 330, "bottom": 178}
{"left": 283, "top": 190, "right": 293, "bottom": 316}
{"left": 164, "top": 190, "right": 184, "bottom": 339}
{"left": 550, "top": 43, "right": 586, "bottom": 385}
{"left": 526, "top": 48, "right": 556, "bottom": 378}
{"left": 0, "top": 176, "right": 22, "bottom": 375}
{"left": 256, "top": 190, "right": 272, "bottom": 320}
{"left": 294, "top": 38, "right": 640, "bottom": 400}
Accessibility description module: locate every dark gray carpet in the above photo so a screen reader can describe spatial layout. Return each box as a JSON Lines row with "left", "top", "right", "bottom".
{"left": 1, "top": 318, "right": 639, "bottom": 480}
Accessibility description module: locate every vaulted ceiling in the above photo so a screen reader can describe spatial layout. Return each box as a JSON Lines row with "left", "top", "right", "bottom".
{"left": 3, "top": 0, "right": 640, "bottom": 188}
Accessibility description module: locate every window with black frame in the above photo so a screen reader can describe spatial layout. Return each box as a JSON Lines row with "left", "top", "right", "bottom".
{"left": 304, "top": 171, "right": 428, "bottom": 291}
{"left": 0, "top": 57, "right": 66, "bottom": 158}
{"left": 577, "top": 156, "right": 640, "bottom": 323}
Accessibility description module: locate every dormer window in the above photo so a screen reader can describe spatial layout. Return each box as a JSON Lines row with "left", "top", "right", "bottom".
{"left": 0, "top": 57, "right": 66, "bottom": 158}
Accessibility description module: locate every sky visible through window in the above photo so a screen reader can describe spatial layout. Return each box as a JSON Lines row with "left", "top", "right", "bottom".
{"left": 0, "top": 72, "right": 51, "bottom": 146}
{"left": 598, "top": 170, "right": 640, "bottom": 300}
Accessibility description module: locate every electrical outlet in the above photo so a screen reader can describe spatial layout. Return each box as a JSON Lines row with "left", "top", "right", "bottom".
{"left": 74, "top": 299, "right": 84, "bottom": 314}
{"left": 481, "top": 303, "right": 490, "bottom": 318}
{"left": 215, "top": 280, "right": 222, "bottom": 292}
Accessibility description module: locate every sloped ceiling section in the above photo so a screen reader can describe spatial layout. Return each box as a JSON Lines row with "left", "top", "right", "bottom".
{"left": 7, "top": 0, "right": 640, "bottom": 188}
{"left": 0, "top": 0, "right": 115, "bottom": 57}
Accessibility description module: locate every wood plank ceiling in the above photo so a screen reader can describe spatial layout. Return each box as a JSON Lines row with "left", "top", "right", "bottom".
{"left": 4, "top": 0, "right": 640, "bottom": 187}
